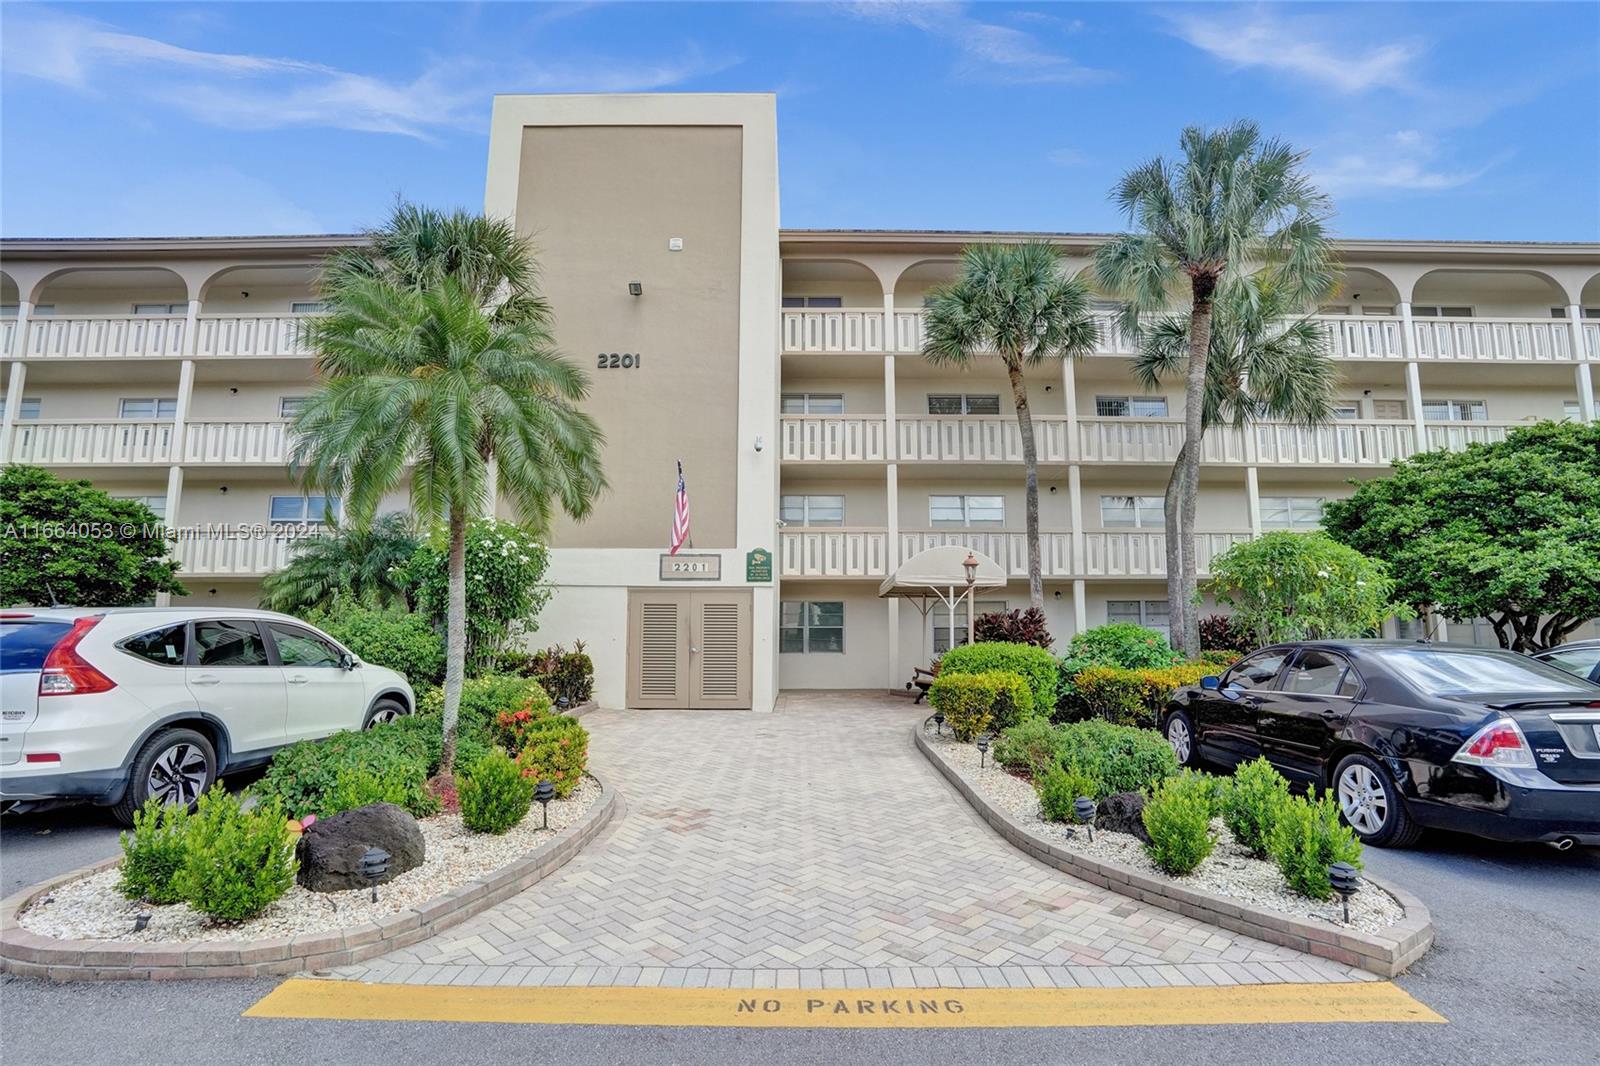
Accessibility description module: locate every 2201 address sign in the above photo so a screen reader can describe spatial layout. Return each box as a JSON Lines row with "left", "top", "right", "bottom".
{"left": 597, "top": 352, "right": 641, "bottom": 369}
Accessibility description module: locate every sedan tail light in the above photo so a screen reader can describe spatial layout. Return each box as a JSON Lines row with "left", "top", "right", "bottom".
{"left": 1452, "top": 717, "right": 1536, "bottom": 770}
{"left": 39, "top": 616, "right": 117, "bottom": 697}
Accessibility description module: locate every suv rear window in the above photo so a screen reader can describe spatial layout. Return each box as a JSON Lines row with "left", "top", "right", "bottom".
{"left": 120, "top": 623, "right": 188, "bottom": 667}
{"left": 0, "top": 621, "right": 73, "bottom": 674}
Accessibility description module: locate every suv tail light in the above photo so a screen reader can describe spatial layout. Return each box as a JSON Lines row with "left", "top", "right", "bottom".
{"left": 39, "top": 616, "right": 117, "bottom": 697}
{"left": 1452, "top": 717, "right": 1536, "bottom": 770}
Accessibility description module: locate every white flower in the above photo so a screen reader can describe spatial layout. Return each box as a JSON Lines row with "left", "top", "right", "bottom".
{"left": 1316, "top": 569, "right": 1330, "bottom": 578}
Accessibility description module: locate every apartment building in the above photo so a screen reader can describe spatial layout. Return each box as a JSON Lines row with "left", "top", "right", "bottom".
{"left": 4, "top": 93, "right": 1598, "bottom": 710}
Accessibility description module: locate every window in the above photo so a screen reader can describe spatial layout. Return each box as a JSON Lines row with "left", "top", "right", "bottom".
{"left": 780, "top": 601, "right": 844, "bottom": 653}
{"left": 933, "top": 599, "right": 1007, "bottom": 653}
{"left": 291, "top": 301, "right": 330, "bottom": 314}
{"left": 780, "top": 494, "right": 844, "bottom": 526}
{"left": 1422, "top": 399, "right": 1488, "bottom": 422}
{"left": 929, "top": 494, "right": 1004, "bottom": 526}
{"left": 191, "top": 620, "right": 269, "bottom": 667}
{"left": 120, "top": 623, "right": 188, "bottom": 667}
{"left": 781, "top": 296, "right": 844, "bottom": 308}
{"left": 111, "top": 494, "right": 167, "bottom": 519}
{"left": 927, "top": 394, "right": 1001, "bottom": 415}
{"left": 269, "top": 495, "right": 340, "bottom": 524}
{"left": 133, "top": 303, "right": 187, "bottom": 315}
{"left": 0, "top": 397, "right": 41, "bottom": 419}
{"left": 1540, "top": 644, "right": 1600, "bottom": 680}
{"left": 0, "top": 304, "right": 53, "bottom": 317}
{"left": 1332, "top": 402, "right": 1361, "bottom": 420}
{"left": 1411, "top": 306, "right": 1473, "bottom": 318}
{"left": 279, "top": 396, "right": 309, "bottom": 418}
{"left": 0, "top": 620, "right": 74, "bottom": 673}
{"left": 268, "top": 623, "right": 343, "bottom": 668}
{"left": 1283, "top": 651, "right": 1361, "bottom": 697}
{"left": 1099, "top": 495, "right": 1165, "bottom": 528}
{"left": 119, "top": 397, "right": 178, "bottom": 420}
{"left": 780, "top": 393, "right": 845, "bottom": 415}
{"left": 1372, "top": 400, "right": 1408, "bottom": 420}
{"left": 1549, "top": 307, "right": 1600, "bottom": 319}
{"left": 1108, "top": 599, "right": 1171, "bottom": 637}
{"left": 1260, "top": 496, "right": 1325, "bottom": 530}
{"left": 1095, "top": 396, "right": 1168, "bottom": 417}
{"left": 1225, "top": 648, "right": 1291, "bottom": 689}
{"left": 1376, "top": 648, "right": 1591, "bottom": 696}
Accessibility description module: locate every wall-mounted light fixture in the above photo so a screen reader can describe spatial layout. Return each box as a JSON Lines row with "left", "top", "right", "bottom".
{"left": 219, "top": 486, "right": 228, "bottom": 494}
{"left": 628, "top": 282, "right": 643, "bottom": 297}
{"left": 754, "top": 435, "right": 765, "bottom": 452}
{"left": 1048, "top": 485, "right": 1057, "bottom": 494}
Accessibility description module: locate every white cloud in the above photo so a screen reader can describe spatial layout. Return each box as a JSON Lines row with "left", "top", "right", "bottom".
{"left": 1166, "top": 8, "right": 1423, "bottom": 94}
{"left": 1312, "top": 131, "right": 1510, "bottom": 197}
{"left": 1, "top": 7, "right": 736, "bottom": 140}
{"left": 843, "top": 2, "right": 1110, "bottom": 84}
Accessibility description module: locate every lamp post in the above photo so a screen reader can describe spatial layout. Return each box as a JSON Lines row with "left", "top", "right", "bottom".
{"left": 535, "top": 779, "right": 556, "bottom": 830}
{"left": 1074, "top": 797, "right": 1097, "bottom": 841}
{"left": 976, "top": 732, "right": 992, "bottom": 768}
{"left": 1328, "top": 862, "right": 1361, "bottom": 924}
{"left": 961, "top": 552, "right": 978, "bottom": 648}
{"left": 932, "top": 710, "right": 945, "bottom": 736}
{"left": 360, "top": 846, "right": 391, "bottom": 903}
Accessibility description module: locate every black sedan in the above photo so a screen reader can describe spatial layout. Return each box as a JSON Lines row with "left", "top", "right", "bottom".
{"left": 1161, "top": 640, "right": 1600, "bottom": 849}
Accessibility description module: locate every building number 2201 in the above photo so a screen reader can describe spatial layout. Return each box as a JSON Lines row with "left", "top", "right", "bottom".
{"left": 597, "top": 352, "right": 641, "bottom": 369}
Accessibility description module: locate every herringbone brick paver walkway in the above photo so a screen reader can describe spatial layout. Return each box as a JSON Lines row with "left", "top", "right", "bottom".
{"left": 333, "top": 693, "right": 1373, "bottom": 988}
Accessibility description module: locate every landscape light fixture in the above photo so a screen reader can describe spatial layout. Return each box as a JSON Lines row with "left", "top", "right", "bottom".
{"left": 1074, "top": 797, "right": 1097, "bottom": 841}
{"left": 535, "top": 779, "right": 556, "bottom": 830}
{"left": 132, "top": 911, "right": 151, "bottom": 934}
{"left": 557, "top": 695, "right": 570, "bottom": 712}
{"left": 962, "top": 552, "right": 979, "bottom": 587}
{"left": 977, "top": 732, "right": 992, "bottom": 768}
{"left": 932, "top": 710, "right": 946, "bottom": 736}
{"left": 1328, "top": 861, "right": 1361, "bottom": 924}
{"left": 628, "top": 281, "right": 643, "bottom": 296}
{"left": 360, "top": 846, "right": 391, "bottom": 903}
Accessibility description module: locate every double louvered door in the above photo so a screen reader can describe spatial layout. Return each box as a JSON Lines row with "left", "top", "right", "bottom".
{"left": 627, "top": 590, "right": 751, "bottom": 708}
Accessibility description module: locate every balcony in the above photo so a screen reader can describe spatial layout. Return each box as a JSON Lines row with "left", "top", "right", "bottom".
{"left": 193, "top": 314, "right": 318, "bottom": 358}
{"left": 1081, "top": 530, "right": 1251, "bottom": 578}
{"left": 778, "top": 527, "right": 889, "bottom": 577}
{"left": 182, "top": 420, "right": 293, "bottom": 464}
{"left": 10, "top": 312, "right": 321, "bottom": 360}
{"left": 779, "top": 308, "right": 1138, "bottom": 357}
{"left": 779, "top": 416, "right": 887, "bottom": 462}
{"left": 9, "top": 420, "right": 174, "bottom": 464}
{"left": 896, "top": 416, "right": 1071, "bottom": 463}
{"left": 174, "top": 529, "right": 298, "bottom": 577}
{"left": 899, "top": 530, "right": 1072, "bottom": 579}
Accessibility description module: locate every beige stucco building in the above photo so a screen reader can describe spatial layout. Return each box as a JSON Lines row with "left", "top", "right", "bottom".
{"left": 4, "top": 93, "right": 1599, "bottom": 710}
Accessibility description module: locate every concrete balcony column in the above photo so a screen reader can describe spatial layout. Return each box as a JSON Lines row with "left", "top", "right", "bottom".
{"left": 1398, "top": 302, "right": 1429, "bottom": 443}
{"left": 1062, "top": 357, "right": 1080, "bottom": 461}
{"left": 0, "top": 360, "right": 25, "bottom": 463}
{"left": 1067, "top": 464, "right": 1085, "bottom": 575}
{"left": 1245, "top": 466, "right": 1262, "bottom": 536}
{"left": 1569, "top": 305, "right": 1595, "bottom": 422}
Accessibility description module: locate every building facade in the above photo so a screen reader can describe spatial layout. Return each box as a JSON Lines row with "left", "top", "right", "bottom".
{"left": 4, "top": 93, "right": 1599, "bottom": 710}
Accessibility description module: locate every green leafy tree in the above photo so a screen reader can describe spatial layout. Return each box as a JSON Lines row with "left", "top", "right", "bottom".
{"left": 259, "top": 511, "right": 419, "bottom": 614}
{"left": 1095, "top": 122, "right": 1336, "bottom": 656}
{"left": 292, "top": 204, "right": 605, "bottom": 775}
{"left": 1322, "top": 421, "right": 1600, "bottom": 651}
{"left": 400, "top": 518, "right": 550, "bottom": 673}
{"left": 0, "top": 465, "right": 185, "bottom": 606}
{"left": 1207, "top": 531, "right": 1409, "bottom": 646}
{"left": 922, "top": 243, "right": 1099, "bottom": 610}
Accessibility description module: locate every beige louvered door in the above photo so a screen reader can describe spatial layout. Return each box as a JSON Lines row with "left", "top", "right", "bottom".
{"left": 689, "top": 592, "right": 751, "bottom": 709}
{"left": 628, "top": 593, "right": 691, "bottom": 708}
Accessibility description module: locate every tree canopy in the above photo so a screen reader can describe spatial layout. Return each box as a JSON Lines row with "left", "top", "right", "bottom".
{"left": 1207, "top": 531, "right": 1408, "bottom": 646}
{"left": 1321, "top": 421, "right": 1600, "bottom": 650}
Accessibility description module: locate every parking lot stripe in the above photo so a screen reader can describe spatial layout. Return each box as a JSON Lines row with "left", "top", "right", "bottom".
{"left": 244, "top": 978, "right": 1446, "bottom": 1028}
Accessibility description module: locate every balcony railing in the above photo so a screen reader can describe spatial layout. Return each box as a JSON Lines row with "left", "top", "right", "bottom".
{"left": 779, "top": 416, "right": 886, "bottom": 461}
{"left": 778, "top": 527, "right": 889, "bottom": 577}
{"left": 1252, "top": 420, "right": 1418, "bottom": 466}
{"left": 1076, "top": 418, "right": 1252, "bottom": 464}
{"left": 9, "top": 420, "right": 174, "bottom": 464}
{"left": 20, "top": 315, "right": 187, "bottom": 360}
{"left": 175, "top": 530, "right": 299, "bottom": 577}
{"left": 1313, "top": 315, "right": 1407, "bottom": 360}
{"left": 1082, "top": 530, "right": 1252, "bottom": 578}
{"left": 1, "top": 318, "right": 15, "bottom": 355}
{"left": 897, "top": 416, "right": 1071, "bottom": 463}
{"left": 182, "top": 420, "right": 293, "bottom": 464}
{"left": 193, "top": 314, "right": 319, "bottom": 358}
{"left": 1412, "top": 317, "right": 1575, "bottom": 362}
{"left": 1421, "top": 421, "right": 1515, "bottom": 450}
{"left": 899, "top": 529, "right": 1073, "bottom": 579}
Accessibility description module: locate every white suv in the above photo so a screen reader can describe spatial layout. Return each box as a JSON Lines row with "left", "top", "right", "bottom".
{"left": 1, "top": 607, "right": 415, "bottom": 824}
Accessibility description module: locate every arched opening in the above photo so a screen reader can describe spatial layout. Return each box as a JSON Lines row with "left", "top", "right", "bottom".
{"left": 1411, "top": 268, "right": 1567, "bottom": 319}
{"left": 198, "top": 264, "right": 322, "bottom": 312}
{"left": 891, "top": 259, "right": 962, "bottom": 312}
{"left": 1322, "top": 268, "right": 1402, "bottom": 315}
{"left": 780, "top": 258, "right": 882, "bottom": 307}
{"left": 32, "top": 266, "right": 190, "bottom": 313}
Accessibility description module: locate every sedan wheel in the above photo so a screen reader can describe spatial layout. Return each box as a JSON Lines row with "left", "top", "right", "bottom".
{"left": 1337, "top": 763, "right": 1389, "bottom": 836}
{"left": 1164, "top": 711, "right": 1196, "bottom": 767}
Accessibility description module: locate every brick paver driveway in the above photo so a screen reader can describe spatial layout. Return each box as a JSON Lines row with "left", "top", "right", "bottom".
{"left": 335, "top": 693, "right": 1372, "bottom": 989}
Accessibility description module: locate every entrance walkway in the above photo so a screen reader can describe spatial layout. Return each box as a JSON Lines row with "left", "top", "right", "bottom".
{"left": 331, "top": 693, "right": 1373, "bottom": 989}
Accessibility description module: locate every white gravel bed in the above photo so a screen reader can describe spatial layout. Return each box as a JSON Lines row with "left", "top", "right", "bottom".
{"left": 929, "top": 733, "right": 1403, "bottom": 933}
{"left": 20, "top": 776, "right": 601, "bottom": 944}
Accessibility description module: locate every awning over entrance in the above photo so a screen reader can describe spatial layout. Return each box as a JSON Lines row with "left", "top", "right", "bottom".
{"left": 878, "top": 546, "right": 1007, "bottom": 669}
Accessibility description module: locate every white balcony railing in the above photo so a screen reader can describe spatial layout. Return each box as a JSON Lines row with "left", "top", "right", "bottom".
{"left": 175, "top": 531, "right": 299, "bottom": 577}
{"left": 21, "top": 315, "right": 187, "bottom": 360}
{"left": 1422, "top": 421, "right": 1515, "bottom": 451}
{"left": 781, "top": 309, "right": 889, "bottom": 354}
{"left": 1076, "top": 418, "right": 1250, "bottom": 464}
{"left": 1, "top": 318, "right": 15, "bottom": 355}
{"left": 1313, "top": 315, "right": 1407, "bottom": 360}
{"left": 1584, "top": 322, "right": 1600, "bottom": 360}
{"left": 896, "top": 416, "right": 1071, "bottom": 463}
{"left": 1252, "top": 420, "right": 1418, "bottom": 466}
{"left": 9, "top": 420, "right": 174, "bottom": 464}
{"left": 182, "top": 420, "right": 293, "bottom": 464}
{"left": 899, "top": 529, "right": 1073, "bottom": 579}
{"left": 193, "top": 314, "right": 319, "bottom": 358}
{"left": 779, "top": 416, "right": 886, "bottom": 461}
{"left": 778, "top": 527, "right": 889, "bottom": 577}
{"left": 1412, "top": 317, "right": 1575, "bottom": 362}
{"left": 1083, "top": 530, "right": 1252, "bottom": 578}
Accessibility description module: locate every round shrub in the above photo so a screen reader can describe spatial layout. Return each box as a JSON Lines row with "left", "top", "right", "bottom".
{"left": 420, "top": 674, "right": 550, "bottom": 748}
{"left": 1222, "top": 757, "right": 1291, "bottom": 859}
{"left": 118, "top": 797, "right": 190, "bottom": 904}
{"left": 1142, "top": 773, "right": 1216, "bottom": 875}
{"left": 993, "top": 717, "right": 1062, "bottom": 777}
{"left": 938, "top": 641, "right": 1058, "bottom": 718}
{"left": 255, "top": 723, "right": 437, "bottom": 820}
{"left": 1055, "top": 719, "right": 1178, "bottom": 797}
{"left": 172, "top": 790, "right": 296, "bottom": 921}
{"left": 1037, "top": 763, "right": 1099, "bottom": 822}
{"left": 927, "top": 672, "right": 998, "bottom": 740}
{"left": 1067, "top": 664, "right": 1210, "bottom": 728}
{"left": 311, "top": 606, "right": 444, "bottom": 686}
{"left": 457, "top": 749, "right": 537, "bottom": 834}
{"left": 1269, "top": 791, "right": 1363, "bottom": 900}
{"left": 516, "top": 716, "right": 590, "bottom": 798}
{"left": 1067, "top": 622, "right": 1184, "bottom": 670}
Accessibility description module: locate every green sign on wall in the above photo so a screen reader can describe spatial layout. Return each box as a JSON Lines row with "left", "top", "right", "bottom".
{"left": 745, "top": 547, "right": 772, "bottom": 583}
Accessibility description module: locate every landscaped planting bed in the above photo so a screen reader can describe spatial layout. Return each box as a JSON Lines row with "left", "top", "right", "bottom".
{"left": 928, "top": 734, "right": 1402, "bottom": 933}
{"left": 17, "top": 777, "right": 600, "bottom": 944}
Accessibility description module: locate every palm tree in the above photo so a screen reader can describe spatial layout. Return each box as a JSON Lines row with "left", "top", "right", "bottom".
{"left": 922, "top": 243, "right": 1099, "bottom": 612}
{"left": 293, "top": 235, "right": 605, "bottom": 775}
{"left": 260, "top": 511, "right": 419, "bottom": 614}
{"left": 1095, "top": 122, "right": 1336, "bottom": 655}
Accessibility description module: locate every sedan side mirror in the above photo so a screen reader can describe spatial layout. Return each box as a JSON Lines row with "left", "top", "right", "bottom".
{"left": 1200, "top": 675, "right": 1221, "bottom": 691}
{"left": 339, "top": 651, "right": 358, "bottom": 671}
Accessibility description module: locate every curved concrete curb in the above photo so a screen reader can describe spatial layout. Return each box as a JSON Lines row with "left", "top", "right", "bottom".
{"left": 0, "top": 770, "right": 618, "bottom": 982}
{"left": 915, "top": 726, "right": 1433, "bottom": 978}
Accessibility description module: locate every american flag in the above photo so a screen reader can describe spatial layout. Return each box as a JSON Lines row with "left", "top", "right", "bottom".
{"left": 670, "top": 460, "right": 690, "bottom": 555}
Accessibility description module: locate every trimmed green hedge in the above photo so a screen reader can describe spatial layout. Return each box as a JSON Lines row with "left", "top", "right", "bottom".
{"left": 1066, "top": 664, "right": 1210, "bottom": 728}
{"left": 1055, "top": 719, "right": 1179, "bottom": 797}
{"left": 938, "top": 641, "right": 1058, "bottom": 718}
{"left": 311, "top": 606, "right": 444, "bottom": 686}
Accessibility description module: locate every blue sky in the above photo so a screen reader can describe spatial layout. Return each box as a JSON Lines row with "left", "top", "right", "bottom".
{"left": 3, "top": 2, "right": 1596, "bottom": 241}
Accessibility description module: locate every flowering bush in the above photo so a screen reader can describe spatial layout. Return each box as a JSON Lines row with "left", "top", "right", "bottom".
{"left": 400, "top": 519, "right": 551, "bottom": 672}
{"left": 516, "top": 716, "right": 589, "bottom": 798}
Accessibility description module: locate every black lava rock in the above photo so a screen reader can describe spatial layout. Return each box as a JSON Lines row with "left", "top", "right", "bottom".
{"left": 295, "top": 802, "right": 424, "bottom": 893}
{"left": 1095, "top": 791, "right": 1150, "bottom": 843}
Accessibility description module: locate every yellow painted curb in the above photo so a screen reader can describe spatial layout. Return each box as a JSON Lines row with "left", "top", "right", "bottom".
{"left": 245, "top": 978, "right": 1446, "bottom": 1029}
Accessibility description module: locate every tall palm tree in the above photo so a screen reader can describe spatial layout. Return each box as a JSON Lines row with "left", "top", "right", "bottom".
{"left": 922, "top": 243, "right": 1100, "bottom": 612}
{"left": 1095, "top": 122, "right": 1336, "bottom": 655}
{"left": 292, "top": 267, "right": 605, "bottom": 775}
{"left": 260, "top": 511, "right": 419, "bottom": 614}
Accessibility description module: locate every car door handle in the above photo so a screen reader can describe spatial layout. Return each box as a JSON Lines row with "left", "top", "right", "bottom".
{"left": 287, "top": 675, "right": 309, "bottom": 685}
{"left": 191, "top": 674, "right": 221, "bottom": 686}
{"left": 1319, "top": 708, "right": 1342, "bottom": 720}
